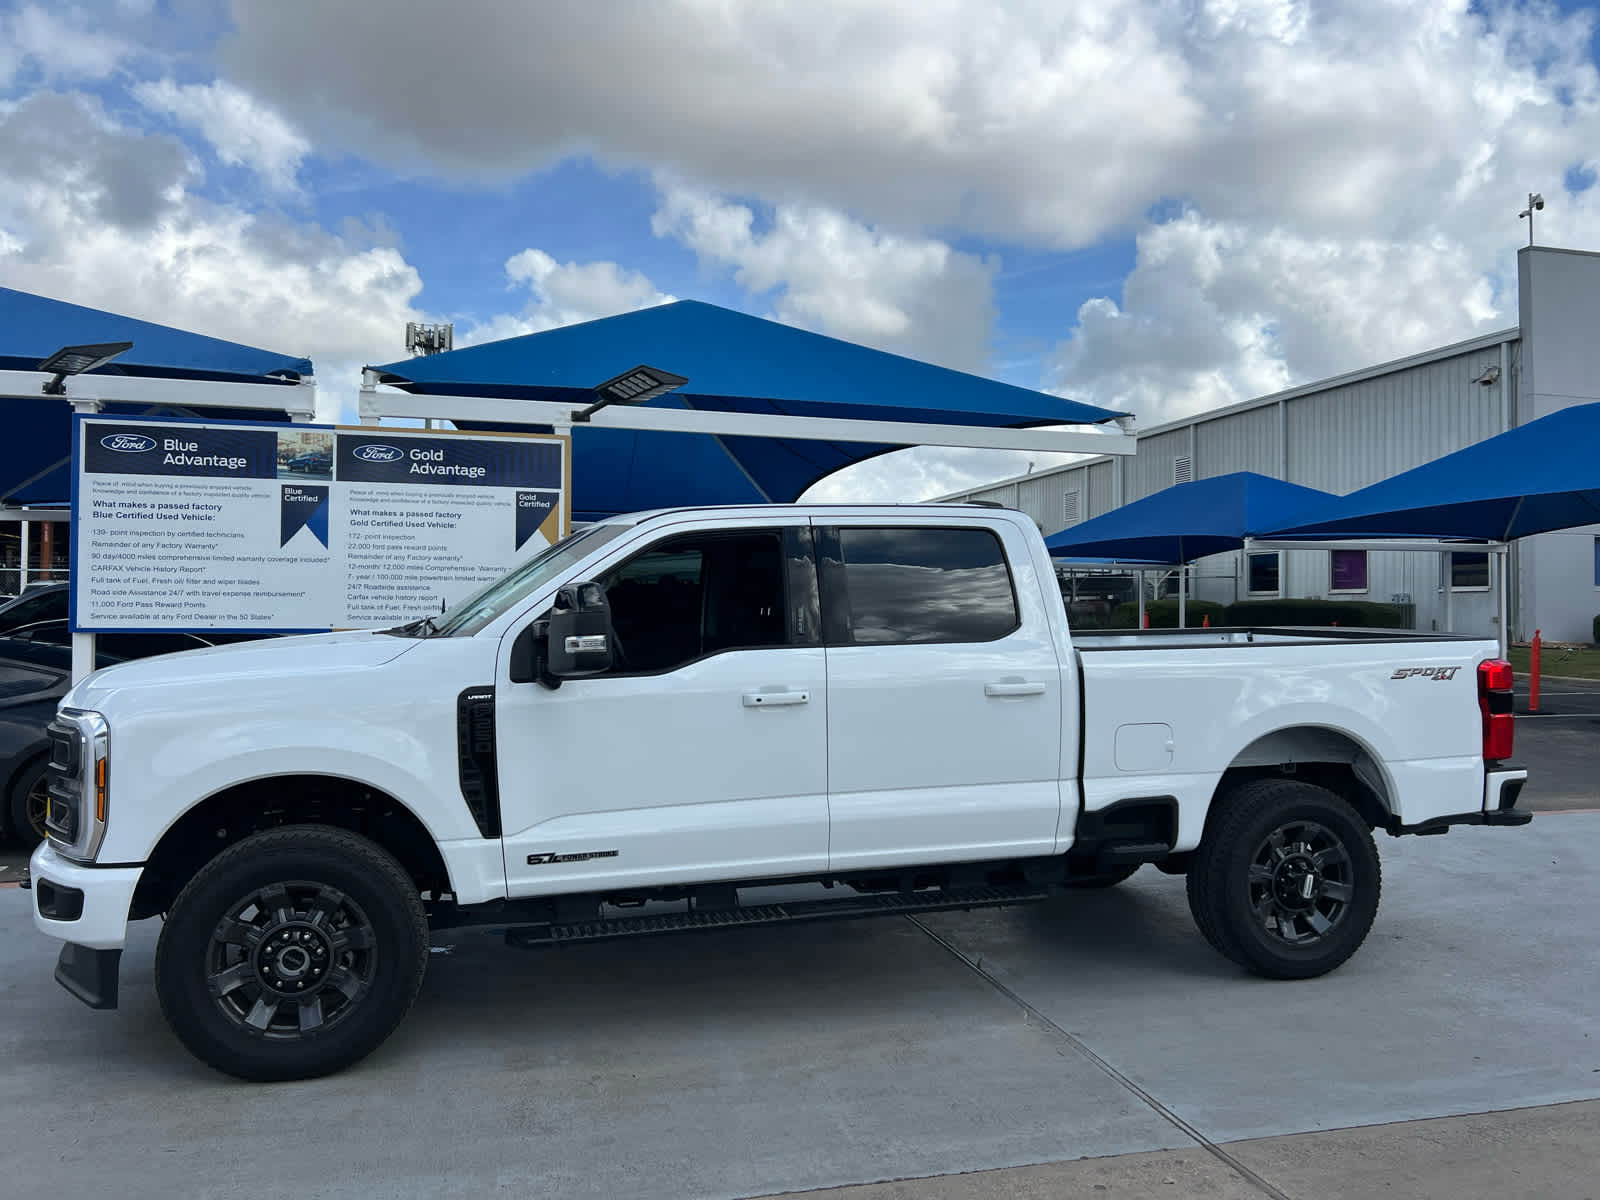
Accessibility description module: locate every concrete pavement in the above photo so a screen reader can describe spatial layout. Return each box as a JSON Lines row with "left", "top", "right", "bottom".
{"left": 3, "top": 814, "right": 1597, "bottom": 1199}
{"left": 759, "top": 1100, "right": 1600, "bottom": 1199}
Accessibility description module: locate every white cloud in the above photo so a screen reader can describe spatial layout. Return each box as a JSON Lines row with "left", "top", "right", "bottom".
{"left": 802, "top": 446, "right": 1057, "bottom": 504}
{"left": 217, "top": 2, "right": 1600, "bottom": 250}
{"left": 221, "top": 1, "right": 1199, "bottom": 248}
{"left": 209, "top": 0, "right": 1600, "bottom": 496}
{"left": 0, "top": 92, "right": 426, "bottom": 420}
{"left": 653, "top": 179, "right": 997, "bottom": 373}
{"left": 460, "top": 249, "right": 675, "bottom": 345}
{"left": 0, "top": 5, "right": 136, "bottom": 88}
{"left": 133, "top": 79, "right": 310, "bottom": 192}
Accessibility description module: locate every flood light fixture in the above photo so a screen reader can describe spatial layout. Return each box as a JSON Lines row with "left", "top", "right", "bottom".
{"left": 38, "top": 341, "right": 134, "bottom": 395}
{"left": 572, "top": 364, "right": 688, "bottom": 423}
{"left": 1519, "top": 192, "right": 1545, "bottom": 246}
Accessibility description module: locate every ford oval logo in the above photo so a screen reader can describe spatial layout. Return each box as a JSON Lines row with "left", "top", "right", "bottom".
{"left": 353, "top": 444, "right": 404, "bottom": 463}
{"left": 100, "top": 433, "right": 157, "bottom": 453}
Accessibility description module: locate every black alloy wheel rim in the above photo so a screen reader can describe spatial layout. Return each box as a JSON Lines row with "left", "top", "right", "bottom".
{"left": 205, "top": 881, "right": 377, "bottom": 1039}
{"left": 1247, "top": 819, "right": 1355, "bottom": 946}
{"left": 24, "top": 770, "right": 49, "bottom": 839}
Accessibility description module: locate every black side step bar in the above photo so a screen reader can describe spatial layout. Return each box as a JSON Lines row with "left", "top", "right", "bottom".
{"left": 504, "top": 882, "right": 1052, "bottom": 949}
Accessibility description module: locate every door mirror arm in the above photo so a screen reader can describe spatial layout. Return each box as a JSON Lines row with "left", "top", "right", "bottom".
{"left": 509, "top": 617, "right": 563, "bottom": 689}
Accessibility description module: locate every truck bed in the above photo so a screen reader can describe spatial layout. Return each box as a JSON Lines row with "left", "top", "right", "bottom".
{"left": 1073, "top": 626, "right": 1484, "bottom": 650}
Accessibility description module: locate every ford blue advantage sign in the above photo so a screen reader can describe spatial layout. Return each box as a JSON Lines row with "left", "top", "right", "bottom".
{"left": 83, "top": 423, "right": 278, "bottom": 479}
{"left": 72, "top": 415, "right": 568, "bottom": 633}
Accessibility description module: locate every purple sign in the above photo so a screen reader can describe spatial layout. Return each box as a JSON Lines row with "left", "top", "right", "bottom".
{"left": 1331, "top": 549, "right": 1367, "bottom": 592}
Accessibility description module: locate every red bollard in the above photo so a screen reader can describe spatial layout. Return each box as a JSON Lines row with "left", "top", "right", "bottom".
{"left": 1142, "top": 611, "right": 1149, "bottom": 629}
{"left": 1531, "top": 629, "right": 1541, "bottom": 713}
{"left": 1202, "top": 613, "right": 1210, "bottom": 628}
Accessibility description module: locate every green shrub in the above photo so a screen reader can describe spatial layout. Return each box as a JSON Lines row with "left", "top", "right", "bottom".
{"left": 1109, "top": 597, "right": 1226, "bottom": 628}
{"left": 1223, "top": 598, "right": 1409, "bottom": 628}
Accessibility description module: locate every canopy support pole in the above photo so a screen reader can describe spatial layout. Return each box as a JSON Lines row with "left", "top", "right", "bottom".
{"left": 69, "top": 399, "right": 100, "bottom": 683}
{"left": 1178, "top": 565, "right": 1187, "bottom": 629}
{"left": 1137, "top": 571, "right": 1146, "bottom": 630}
{"left": 18, "top": 519, "right": 28, "bottom": 594}
{"left": 1441, "top": 552, "right": 1453, "bottom": 634}
{"left": 1495, "top": 544, "right": 1510, "bottom": 659}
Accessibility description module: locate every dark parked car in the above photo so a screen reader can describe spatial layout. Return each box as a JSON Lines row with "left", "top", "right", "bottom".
{"left": 0, "top": 581, "right": 69, "bottom": 634}
{"left": 0, "top": 626, "right": 223, "bottom": 848}
{"left": 288, "top": 449, "right": 333, "bottom": 473}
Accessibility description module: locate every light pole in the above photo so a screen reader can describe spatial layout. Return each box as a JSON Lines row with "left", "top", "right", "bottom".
{"left": 1519, "top": 192, "right": 1544, "bottom": 247}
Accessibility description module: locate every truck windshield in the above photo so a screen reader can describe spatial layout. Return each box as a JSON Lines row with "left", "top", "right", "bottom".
{"left": 428, "top": 524, "right": 631, "bottom": 637}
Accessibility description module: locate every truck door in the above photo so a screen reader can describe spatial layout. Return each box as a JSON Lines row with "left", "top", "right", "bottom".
{"left": 497, "top": 519, "right": 827, "bottom": 897}
{"left": 818, "top": 519, "right": 1064, "bottom": 871}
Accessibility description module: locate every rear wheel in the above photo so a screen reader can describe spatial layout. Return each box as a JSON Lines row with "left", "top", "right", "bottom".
{"left": 155, "top": 825, "right": 428, "bottom": 1081}
{"left": 1187, "top": 779, "right": 1380, "bottom": 978}
{"left": 7, "top": 757, "right": 49, "bottom": 849}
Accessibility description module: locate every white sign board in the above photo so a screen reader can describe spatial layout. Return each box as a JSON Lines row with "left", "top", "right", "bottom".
{"left": 71, "top": 415, "right": 567, "bottom": 632}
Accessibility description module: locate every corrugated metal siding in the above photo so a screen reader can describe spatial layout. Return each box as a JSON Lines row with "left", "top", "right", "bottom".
{"left": 1016, "top": 475, "right": 1056, "bottom": 530}
{"left": 1196, "top": 406, "right": 1281, "bottom": 479}
{"left": 1285, "top": 347, "right": 1506, "bottom": 494}
{"left": 1087, "top": 461, "right": 1115, "bottom": 517}
{"left": 941, "top": 332, "right": 1520, "bottom": 639}
{"left": 1127, "top": 429, "right": 1191, "bottom": 500}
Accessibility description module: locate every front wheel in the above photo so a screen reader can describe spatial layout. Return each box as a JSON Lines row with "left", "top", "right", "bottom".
{"left": 1186, "top": 779, "right": 1381, "bottom": 979}
{"left": 8, "top": 757, "right": 49, "bottom": 849}
{"left": 155, "top": 825, "right": 428, "bottom": 1081}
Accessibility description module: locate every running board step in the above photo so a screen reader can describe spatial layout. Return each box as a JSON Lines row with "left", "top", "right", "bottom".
{"left": 503, "top": 883, "right": 1052, "bottom": 949}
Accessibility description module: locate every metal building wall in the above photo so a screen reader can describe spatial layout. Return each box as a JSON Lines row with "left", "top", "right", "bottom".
{"left": 1015, "top": 474, "right": 1058, "bottom": 532}
{"left": 1196, "top": 406, "right": 1281, "bottom": 479}
{"left": 951, "top": 328, "right": 1521, "bottom": 637}
{"left": 1127, "top": 428, "right": 1193, "bottom": 501}
{"left": 1284, "top": 346, "right": 1506, "bottom": 493}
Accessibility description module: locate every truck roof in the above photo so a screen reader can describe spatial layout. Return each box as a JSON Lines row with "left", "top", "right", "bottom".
{"left": 598, "top": 501, "right": 1021, "bottom": 526}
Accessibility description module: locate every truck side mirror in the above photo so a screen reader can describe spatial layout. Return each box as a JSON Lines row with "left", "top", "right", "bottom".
{"left": 546, "top": 581, "right": 615, "bottom": 678}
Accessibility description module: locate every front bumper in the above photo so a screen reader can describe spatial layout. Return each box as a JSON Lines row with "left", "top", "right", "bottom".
{"left": 30, "top": 841, "right": 142, "bottom": 1011}
{"left": 29, "top": 840, "right": 142, "bottom": 950}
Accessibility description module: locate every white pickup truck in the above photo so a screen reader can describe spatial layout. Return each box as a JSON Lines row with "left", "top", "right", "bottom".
{"left": 29, "top": 504, "right": 1529, "bottom": 1080}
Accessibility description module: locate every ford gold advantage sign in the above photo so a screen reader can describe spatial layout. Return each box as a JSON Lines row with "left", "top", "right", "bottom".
{"left": 72, "top": 416, "right": 568, "bottom": 632}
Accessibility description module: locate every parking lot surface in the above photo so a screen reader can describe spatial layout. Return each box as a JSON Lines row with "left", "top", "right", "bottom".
{"left": 4, "top": 813, "right": 1597, "bottom": 1199}
{"left": 1513, "top": 675, "right": 1600, "bottom": 811}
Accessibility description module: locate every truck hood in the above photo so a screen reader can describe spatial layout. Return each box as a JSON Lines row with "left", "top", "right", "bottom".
{"left": 64, "top": 630, "right": 423, "bottom": 709}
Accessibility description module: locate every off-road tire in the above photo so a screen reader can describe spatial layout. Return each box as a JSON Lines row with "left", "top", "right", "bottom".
{"left": 7, "top": 756, "right": 48, "bottom": 849}
{"left": 155, "top": 825, "right": 428, "bottom": 1081}
{"left": 1186, "top": 778, "right": 1381, "bottom": 979}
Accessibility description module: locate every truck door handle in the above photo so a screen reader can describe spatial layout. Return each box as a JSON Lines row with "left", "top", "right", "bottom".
{"left": 984, "top": 681, "right": 1047, "bottom": 698}
{"left": 742, "top": 689, "right": 810, "bottom": 708}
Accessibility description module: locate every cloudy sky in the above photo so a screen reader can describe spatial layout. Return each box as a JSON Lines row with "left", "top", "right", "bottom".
{"left": 3, "top": 0, "right": 1599, "bottom": 499}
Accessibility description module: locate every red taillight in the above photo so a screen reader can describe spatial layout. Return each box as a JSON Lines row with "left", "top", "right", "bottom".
{"left": 1478, "top": 658, "right": 1515, "bottom": 762}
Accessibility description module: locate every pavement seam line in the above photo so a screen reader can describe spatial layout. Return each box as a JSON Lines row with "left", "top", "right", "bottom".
{"left": 904, "top": 914, "right": 1296, "bottom": 1200}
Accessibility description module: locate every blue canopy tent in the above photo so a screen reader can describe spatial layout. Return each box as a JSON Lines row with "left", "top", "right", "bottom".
{"left": 0, "top": 286, "right": 314, "bottom": 505}
{"left": 370, "top": 300, "right": 1128, "bottom": 523}
{"left": 1045, "top": 472, "right": 1336, "bottom": 562}
{"left": 1261, "top": 403, "right": 1600, "bottom": 542}
{"left": 1255, "top": 403, "right": 1600, "bottom": 653}
{"left": 1045, "top": 472, "right": 1338, "bottom": 628}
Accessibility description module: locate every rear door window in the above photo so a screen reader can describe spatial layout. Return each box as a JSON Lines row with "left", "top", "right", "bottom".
{"left": 821, "top": 526, "right": 1019, "bottom": 645}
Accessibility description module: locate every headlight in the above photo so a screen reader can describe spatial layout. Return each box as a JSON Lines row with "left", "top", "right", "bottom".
{"left": 45, "top": 708, "right": 109, "bottom": 863}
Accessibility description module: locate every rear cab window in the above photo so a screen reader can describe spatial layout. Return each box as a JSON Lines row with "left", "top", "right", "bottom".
{"left": 817, "top": 525, "right": 1020, "bottom": 646}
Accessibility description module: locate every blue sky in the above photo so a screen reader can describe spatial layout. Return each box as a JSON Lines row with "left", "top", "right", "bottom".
{"left": 4, "top": 1, "right": 1600, "bottom": 498}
